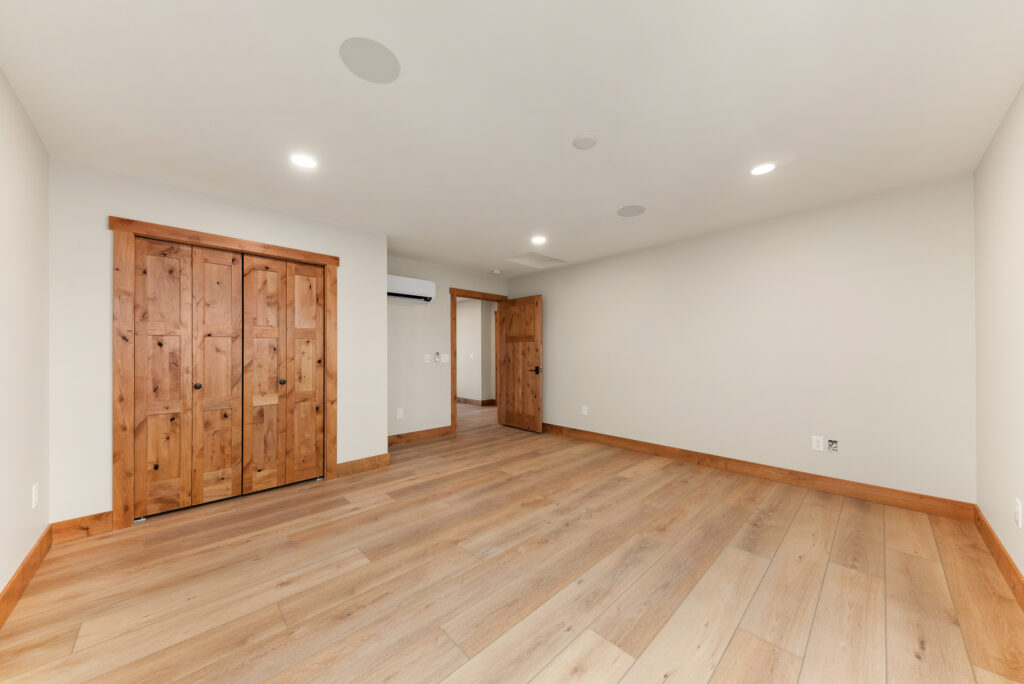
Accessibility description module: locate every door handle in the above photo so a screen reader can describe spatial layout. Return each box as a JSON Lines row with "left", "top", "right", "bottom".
{"left": 279, "top": 379, "right": 287, "bottom": 385}
{"left": 532, "top": 366, "right": 543, "bottom": 375}
{"left": 193, "top": 383, "right": 202, "bottom": 390}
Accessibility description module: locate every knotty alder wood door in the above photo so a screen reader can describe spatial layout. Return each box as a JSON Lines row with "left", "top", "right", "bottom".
{"left": 286, "top": 262, "right": 325, "bottom": 483}
{"left": 243, "top": 257, "right": 324, "bottom": 492}
{"left": 497, "top": 295, "right": 543, "bottom": 432}
{"left": 134, "top": 238, "right": 194, "bottom": 516}
{"left": 243, "top": 256, "right": 288, "bottom": 493}
{"left": 192, "top": 247, "right": 243, "bottom": 504}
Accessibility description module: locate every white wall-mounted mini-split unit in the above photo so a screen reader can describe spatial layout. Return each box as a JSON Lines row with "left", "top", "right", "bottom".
{"left": 387, "top": 274, "right": 436, "bottom": 302}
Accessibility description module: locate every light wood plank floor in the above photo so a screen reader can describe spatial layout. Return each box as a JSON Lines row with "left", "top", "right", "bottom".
{"left": 2, "top": 404, "right": 1023, "bottom": 682}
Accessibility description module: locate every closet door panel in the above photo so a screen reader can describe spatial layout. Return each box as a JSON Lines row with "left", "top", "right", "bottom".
{"left": 243, "top": 256, "right": 288, "bottom": 493}
{"left": 134, "top": 239, "right": 193, "bottom": 516}
{"left": 192, "top": 247, "right": 242, "bottom": 504}
{"left": 286, "top": 262, "right": 324, "bottom": 483}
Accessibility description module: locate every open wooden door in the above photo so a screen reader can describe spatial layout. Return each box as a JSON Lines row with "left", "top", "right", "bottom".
{"left": 497, "top": 295, "right": 543, "bottom": 432}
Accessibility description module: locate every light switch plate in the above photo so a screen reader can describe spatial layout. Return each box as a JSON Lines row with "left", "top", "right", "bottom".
{"left": 441, "top": 353, "right": 450, "bottom": 363}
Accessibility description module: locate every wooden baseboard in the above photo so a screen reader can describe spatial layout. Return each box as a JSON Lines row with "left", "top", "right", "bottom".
{"left": 337, "top": 452, "right": 390, "bottom": 477}
{"left": 456, "top": 398, "right": 497, "bottom": 407}
{"left": 975, "top": 506, "right": 1024, "bottom": 611}
{"left": 51, "top": 511, "right": 114, "bottom": 544}
{"left": 388, "top": 425, "right": 453, "bottom": 447}
{"left": 0, "top": 526, "right": 51, "bottom": 631}
{"left": 543, "top": 423, "right": 975, "bottom": 521}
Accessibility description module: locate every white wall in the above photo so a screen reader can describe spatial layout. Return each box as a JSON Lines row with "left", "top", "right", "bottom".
{"left": 510, "top": 178, "right": 976, "bottom": 502}
{"left": 456, "top": 299, "right": 484, "bottom": 400}
{"left": 0, "top": 69, "right": 49, "bottom": 588}
{"left": 976, "top": 84, "right": 1024, "bottom": 570}
{"left": 388, "top": 256, "right": 506, "bottom": 435}
{"left": 48, "top": 160, "right": 388, "bottom": 521}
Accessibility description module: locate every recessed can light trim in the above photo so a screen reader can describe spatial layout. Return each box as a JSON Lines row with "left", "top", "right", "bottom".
{"left": 750, "top": 162, "right": 776, "bottom": 176}
{"left": 290, "top": 153, "right": 318, "bottom": 169}
{"left": 617, "top": 205, "right": 646, "bottom": 218}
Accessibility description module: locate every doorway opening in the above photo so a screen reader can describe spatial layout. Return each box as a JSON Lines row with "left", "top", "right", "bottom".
{"left": 450, "top": 288, "right": 506, "bottom": 435}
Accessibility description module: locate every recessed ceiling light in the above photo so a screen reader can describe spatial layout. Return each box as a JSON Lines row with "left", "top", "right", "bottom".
{"left": 531, "top": 235, "right": 547, "bottom": 245}
{"left": 340, "top": 37, "right": 401, "bottom": 84}
{"left": 750, "top": 162, "right": 776, "bottom": 176}
{"left": 290, "top": 153, "right": 318, "bottom": 169}
{"left": 572, "top": 134, "right": 598, "bottom": 150}
{"left": 491, "top": 269, "right": 502, "bottom": 275}
{"left": 617, "top": 205, "right": 646, "bottom": 217}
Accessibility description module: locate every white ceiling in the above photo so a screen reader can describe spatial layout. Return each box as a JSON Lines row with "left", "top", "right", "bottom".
{"left": 1, "top": 1, "right": 1023, "bottom": 276}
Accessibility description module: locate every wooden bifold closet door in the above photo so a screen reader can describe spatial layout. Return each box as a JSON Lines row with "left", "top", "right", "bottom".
{"left": 133, "top": 238, "right": 324, "bottom": 517}
{"left": 242, "top": 256, "right": 325, "bottom": 494}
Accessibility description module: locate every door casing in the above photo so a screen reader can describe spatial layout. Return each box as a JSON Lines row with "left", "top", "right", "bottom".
{"left": 111, "top": 216, "right": 339, "bottom": 529}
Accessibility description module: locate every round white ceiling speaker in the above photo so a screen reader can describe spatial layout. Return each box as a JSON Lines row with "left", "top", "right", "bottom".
{"left": 617, "top": 205, "right": 646, "bottom": 217}
{"left": 572, "top": 134, "right": 598, "bottom": 150}
{"left": 340, "top": 37, "right": 401, "bottom": 84}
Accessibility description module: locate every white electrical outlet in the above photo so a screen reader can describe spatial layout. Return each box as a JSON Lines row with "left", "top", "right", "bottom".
{"left": 441, "top": 353, "right": 450, "bottom": 363}
{"left": 581, "top": 405, "right": 588, "bottom": 416}
{"left": 424, "top": 353, "right": 431, "bottom": 363}
{"left": 1016, "top": 498, "right": 1022, "bottom": 529}
{"left": 31, "top": 483, "right": 39, "bottom": 509}
{"left": 811, "top": 436, "right": 824, "bottom": 452}
{"left": 469, "top": 352, "right": 476, "bottom": 360}
{"left": 396, "top": 408, "right": 404, "bottom": 419}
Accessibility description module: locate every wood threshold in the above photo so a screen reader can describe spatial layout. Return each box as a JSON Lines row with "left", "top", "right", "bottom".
{"left": 542, "top": 423, "right": 976, "bottom": 521}
{"left": 456, "top": 397, "right": 496, "bottom": 407}
{"left": 388, "top": 425, "right": 453, "bottom": 447}
{"left": 449, "top": 287, "right": 508, "bottom": 436}
{"left": 336, "top": 452, "right": 390, "bottom": 477}
{"left": 109, "top": 217, "right": 340, "bottom": 266}
{"left": 0, "top": 526, "right": 51, "bottom": 631}
{"left": 976, "top": 507, "right": 1024, "bottom": 610}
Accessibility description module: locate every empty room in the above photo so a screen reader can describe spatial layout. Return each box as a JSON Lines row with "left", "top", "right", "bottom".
{"left": 2, "top": 1, "right": 1024, "bottom": 682}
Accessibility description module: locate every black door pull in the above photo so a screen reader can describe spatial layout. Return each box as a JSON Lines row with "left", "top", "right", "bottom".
{"left": 193, "top": 383, "right": 202, "bottom": 390}
{"left": 279, "top": 379, "right": 287, "bottom": 385}
{"left": 532, "top": 366, "right": 543, "bottom": 375}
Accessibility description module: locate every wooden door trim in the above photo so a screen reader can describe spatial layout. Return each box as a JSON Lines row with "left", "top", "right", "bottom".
{"left": 112, "top": 219, "right": 339, "bottom": 529}
{"left": 110, "top": 217, "right": 340, "bottom": 267}
{"left": 449, "top": 288, "right": 508, "bottom": 435}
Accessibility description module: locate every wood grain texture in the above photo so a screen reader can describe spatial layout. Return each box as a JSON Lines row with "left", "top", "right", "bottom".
{"left": 621, "top": 546, "right": 769, "bottom": 683}
{"left": 830, "top": 497, "right": 885, "bottom": 577}
{"left": 709, "top": 630, "right": 801, "bottom": 684}
{"left": 543, "top": 422, "right": 975, "bottom": 520}
{"left": 976, "top": 506, "right": 1024, "bottom": 613}
{"left": 243, "top": 255, "right": 288, "bottom": 494}
{"left": 799, "top": 562, "right": 885, "bottom": 683}
{"left": 885, "top": 548, "right": 974, "bottom": 682}
{"left": 50, "top": 512, "right": 113, "bottom": 544}
{"left": 740, "top": 502, "right": 840, "bottom": 656}
{"left": 388, "top": 425, "right": 453, "bottom": 447}
{"left": 3, "top": 405, "right": 1022, "bottom": 682}
{"left": 109, "top": 216, "right": 339, "bottom": 266}
{"left": 285, "top": 261, "right": 325, "bottom": 483}
{"left": 191, "top": 246, "right": 243, "bottom": 505}
{"left": 112, "top": 229, "right": 135, "bottom": 529}
{"left": 323, "top": 265, "right": 338, "bottom": 480}
{"left": 336, "top": 453, "right": 390, "bottom": 477}
{"left": 531, "top": 629, "right": 633, "bottom": 684}
{"left": 885, "top": 505, "right": 940, "bottom": 560}
{"left": 931, "top": 515, "right": 1024, "bottom": 681}
{"left": 0, "top": 527, "right": 50, "bottom": 631}
{"left": 497, "top": 295, "right": 543, "bottom": 433}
